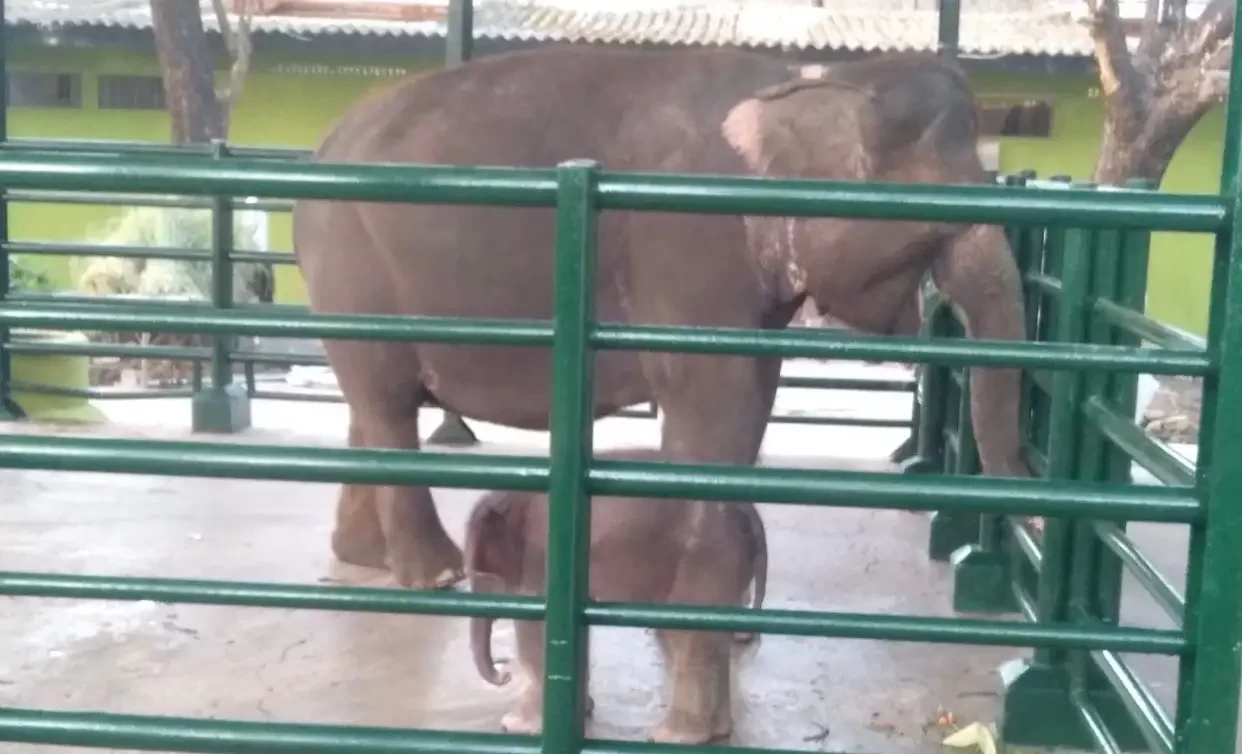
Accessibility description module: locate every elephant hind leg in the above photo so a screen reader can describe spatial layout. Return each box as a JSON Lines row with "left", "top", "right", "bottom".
{"left": 363, "top": 404, "right": 464, "bottom": 589}
{"left": 502, "top": 618, "right": 548, "bottom": 735}
{"left": 501, "top": 618, "right": 594, "bottom": 735}
{"left": 330, "top": 412, "right": 388, "bottom": 569}
{"left": 340, "top": 404, "right": 466, "bottom": 593}
{"left": 651, "top": 628, "right": 733, "bottom": 744}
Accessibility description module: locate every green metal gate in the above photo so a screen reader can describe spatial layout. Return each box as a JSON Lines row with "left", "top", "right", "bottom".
{"left": 1, "top": 14, "right": 1241, "bottom": 754}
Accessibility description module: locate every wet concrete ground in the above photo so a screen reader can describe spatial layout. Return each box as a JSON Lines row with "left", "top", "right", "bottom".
{"left": 0, "top": 363, "right": 1226, "bottom": 753}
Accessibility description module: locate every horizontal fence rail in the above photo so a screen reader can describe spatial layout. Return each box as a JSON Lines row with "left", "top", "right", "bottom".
{"left": 0, "top": 433, "right": 1201, "bottom": 520}
{"left": 0, "top": 137, "right": 1237, "bottom": 754}
{"left": 0, "top": 148, "right": 1229, "bottom": 229}
{"left": 0, "top": 301, "right": 1215, "bottom": 373}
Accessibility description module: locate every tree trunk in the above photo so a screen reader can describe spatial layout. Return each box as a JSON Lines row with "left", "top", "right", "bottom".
{"left": 1087, "top": 0, "right": 1235, "bottom": 186}
{"left": 151, "top": 0, "right": 224, "bottom": 144}
{"left": 1095, "top": 99, "right": 1211, "bottom": 184}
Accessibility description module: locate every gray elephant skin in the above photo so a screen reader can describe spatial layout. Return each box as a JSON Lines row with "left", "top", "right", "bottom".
{"left": 291, "top": 45, "right": 1030, "bottom": 590}
{"left": 463, "top": 447, "right": 768, "bottom": 743}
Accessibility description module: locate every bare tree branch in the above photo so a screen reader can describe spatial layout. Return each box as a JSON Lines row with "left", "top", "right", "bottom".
{"left": 1137, "top": 0, "right": 1167, "bottom": 62}
{"left": 211, "top": 0, "right": 254, "bottom": 107}
{"left": 1199, "top": 39, "right": 1234, "bottom": 102}
{"left": 1087, "top": 0, "right": 1140, "bottom": 97}
{"left": 1185, "top": 0, "right": 1237, "bottom": 65}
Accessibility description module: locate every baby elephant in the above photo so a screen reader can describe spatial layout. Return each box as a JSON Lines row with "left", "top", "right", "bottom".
{"left": 464, "top": 447, "right": 768, "bottom": 744}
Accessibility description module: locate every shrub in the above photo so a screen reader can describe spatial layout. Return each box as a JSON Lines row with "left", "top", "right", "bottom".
{"left": 9, "top": 257, "right": 55, "bottom": 293}
{"left": 73, "top": 203, "right": 275, "bottom": 386}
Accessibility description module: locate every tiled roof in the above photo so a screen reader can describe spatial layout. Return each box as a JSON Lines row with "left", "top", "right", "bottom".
{"left": 8, "top": 0, "right": 1096, "bottom": 57}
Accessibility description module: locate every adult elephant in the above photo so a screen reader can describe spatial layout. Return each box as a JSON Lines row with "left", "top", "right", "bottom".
{"left": 292, "top": 45, "right": 1030, "bottom": 590}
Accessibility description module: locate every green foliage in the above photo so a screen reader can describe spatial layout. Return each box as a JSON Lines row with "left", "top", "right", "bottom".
{"left": 9, "top": 256, "right": 56, "bottom": 293}
{"left": 74, "top": 202, "right": 272, "bottom": 304}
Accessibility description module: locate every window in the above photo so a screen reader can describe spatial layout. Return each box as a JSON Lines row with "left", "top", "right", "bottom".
{"left": 97, "top": 75, "right": 166, "bottom": 110}
{"left": 7, "top": 72, "right": 81, "bottom": 108}
{"left": 978, "top": 99, "right": 1053, "bottom": 138}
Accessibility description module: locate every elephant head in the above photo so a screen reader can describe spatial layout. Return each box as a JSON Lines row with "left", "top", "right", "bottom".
{"left": 721, "top": 54, "right": 1030, "bottom": 478}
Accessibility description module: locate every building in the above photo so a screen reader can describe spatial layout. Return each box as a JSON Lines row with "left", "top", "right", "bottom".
{"left": 3, "top": 0, "right": 1224, "bottom": 335}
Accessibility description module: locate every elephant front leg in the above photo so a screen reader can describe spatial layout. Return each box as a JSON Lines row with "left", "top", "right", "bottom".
{"left": 651, "top": 629, "right": 733, "bottom": 744}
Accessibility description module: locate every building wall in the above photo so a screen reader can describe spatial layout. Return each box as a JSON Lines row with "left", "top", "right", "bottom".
{"left": 5, "top": 46, "right": 431, "bottom": 305}
{"left": 5, "top": 46, "right": 1224, "bottom": 334}
{"left": 973, "top": 69, "right": 1223, "bottom": 337}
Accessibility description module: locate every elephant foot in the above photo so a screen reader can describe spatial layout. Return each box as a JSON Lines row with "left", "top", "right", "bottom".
{"left": 501, "top": 702, "right": 543, "bottom": 735}
{"left": 387, "top": 537, "right": 465, "bottom": 590}
{"left": 331, "top": 483, "right": 389, "bottom": 570}
{"left": 650, "top": 714, "right": 731, "bottom": 745}
{"left": 331, "top": 522, "right": 389, "bottom": 570}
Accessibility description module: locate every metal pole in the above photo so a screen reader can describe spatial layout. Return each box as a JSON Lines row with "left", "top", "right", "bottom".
{"left": 0, "top": 0, "right": 20, "bottom": 420}
{"left": 1179, "top": 1, "right": 1242, "bottom": 748}
{"left": 541, "top": 159, "right": 600, "bottom": 754}
{"left": 427, "top": 0, "right": 480, "bottom": 447}
{"left": 190, "top": 139, "right": 251, "bottom": 433}
{"left": 938, "top": 0, "right": 960, "bottom": 58}
{"left": 210, "top": 142, "right": 234, "bottom": 398}
{"left": 446, "top": 0, "right": 474, "bottom": 68}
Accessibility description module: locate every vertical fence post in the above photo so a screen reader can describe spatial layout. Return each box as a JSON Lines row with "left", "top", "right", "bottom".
{"left": 0, "top": 1, "right": 20, "bottom": 422}
{"left": 937, "top": 0, "right": 960, "bottom": 58}
{"left": 948, "top": 172, "right": 1031, "bottom": 613}
{"left": 1033, "top": 203, "right": 1090, "bottom": 665}
{"left": 1062, "top": 187, "right": 1150, "bottom": 752}
{"left": 1179, "top": 5, "right": 1242, "bottom": 746}
{"left": 446, "top": 0, "right": 474, "bottom": 69}
{"left": 897, "top": 274, "right": 945, "bottom": 474}
{"left": 190, "top": 140, "right": 251, "bottom": 434}
{"left": 425, "top": 0, "right": 481, "bottom": 448}
{"left": 1074, "top": 177, "right": 1155, "bottom": 632}
{"left": 1000, "top": 218, "right": 1097, "bottom": 749}
{"left": 1009, "top": 198, "right": 1050, "bottom": 609}
{"left": 541, "top": 159, "right": 599, "bottom": 753}
{"left": 922, "top": 278, "right": 977, "bottom": 561}
{"left": 887, "top": 399, "right": 920, "bottom": 464}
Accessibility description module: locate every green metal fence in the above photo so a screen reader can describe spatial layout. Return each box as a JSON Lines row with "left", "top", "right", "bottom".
{"left": 0, "top": 27, "right": 1240, "bottom": 754}
{"left": 0, "top": 138, "right": 918, "bottom": 434}
{"left": 893, "top": 170, "right": 1219, "bottom": 751}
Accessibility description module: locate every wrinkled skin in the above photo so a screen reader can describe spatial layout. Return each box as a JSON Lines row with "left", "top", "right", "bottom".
{"left": 462, "top": 448, "right": 768, "bottom": 744}
{"left": 292, "top": 45, "right": 1030, "bottom": 590}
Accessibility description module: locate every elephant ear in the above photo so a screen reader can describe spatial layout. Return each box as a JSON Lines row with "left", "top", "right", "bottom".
{"left": 721, "top": 76, "right": 874, "bottom": 181}
{"left": 464, "top": 493, "right": 527, "bottom": 584}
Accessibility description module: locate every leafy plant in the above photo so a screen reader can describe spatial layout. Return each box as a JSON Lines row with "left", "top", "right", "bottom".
{"left": 71, "top": 202, "right": 275, "bottom": 386}
{"left": 8, "top": 256, "right": 56, "bottom": 293}
{"left": 75, "top": 202, "right": 271, "bottom": 303}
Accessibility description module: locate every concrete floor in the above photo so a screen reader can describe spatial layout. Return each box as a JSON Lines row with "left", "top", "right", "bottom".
{"left": 0, "top": 363, "right": 1225, "bottom": 753}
